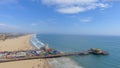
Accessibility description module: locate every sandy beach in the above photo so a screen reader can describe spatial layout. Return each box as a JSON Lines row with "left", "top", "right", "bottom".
{"left": 0, "top": 34, "right": 50, "bottom": 68}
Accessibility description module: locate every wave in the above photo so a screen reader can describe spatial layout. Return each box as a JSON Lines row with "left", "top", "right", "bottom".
{"left": 30, "top": 34, "right": 45, "bottom": 49}
{"left": 31, "top": 34, "right": 83, "bottom": 68}
{"left": 48, "top": 57, "right": 83, "bottom": 68}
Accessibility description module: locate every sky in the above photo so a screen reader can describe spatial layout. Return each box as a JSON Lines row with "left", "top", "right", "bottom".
{"left": 0, "top": 0, "right": 120, "bottom": 36}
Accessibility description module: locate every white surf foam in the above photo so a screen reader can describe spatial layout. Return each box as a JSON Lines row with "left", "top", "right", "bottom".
{"left": 31, "top": 34, "right": 83, "bottom": 68}
{"left": 30, "top": 34, "right": 45, "bottom": 48}
{"left": 48, "top": 57, "right": 83, "bottom": 68}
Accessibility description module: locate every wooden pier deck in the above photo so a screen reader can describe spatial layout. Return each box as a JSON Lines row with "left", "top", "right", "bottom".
{"left": 0, "top": 49, "right": 108, "bottom": 63}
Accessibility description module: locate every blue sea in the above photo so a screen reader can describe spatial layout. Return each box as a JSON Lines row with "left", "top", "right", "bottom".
{"left": 36, "top": 34, "right": 120, "bottom": 68}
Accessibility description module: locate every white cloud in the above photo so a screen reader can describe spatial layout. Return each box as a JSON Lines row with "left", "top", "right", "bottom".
{"left": 80, "top": 17, "right": 92, "bottom": 23}
{"left": 0, "top": 23, "right": 26, "bottom": 32}
{"left": 57, "top": 6, "right": 86, "bottom": 14}
{"left": 41, "top": 0, "right": 109, "bottom": 14}
{"left": 0, "top": 23, "right": 19, "bottom": 29}
{"left": 42, "top": 0, "right": 98, "bottom": 5}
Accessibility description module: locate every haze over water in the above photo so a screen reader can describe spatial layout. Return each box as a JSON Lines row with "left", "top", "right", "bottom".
{"left": 37, "top": 34, "right": 120, "bottom": 68}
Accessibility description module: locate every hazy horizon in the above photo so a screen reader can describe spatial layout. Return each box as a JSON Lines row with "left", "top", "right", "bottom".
{"left": 0, "top": 0, "right": 120, "bottom": 36}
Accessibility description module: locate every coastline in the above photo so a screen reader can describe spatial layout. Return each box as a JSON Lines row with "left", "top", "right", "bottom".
{"left": 0, "top": 34, "right": 50, "bottom": 68}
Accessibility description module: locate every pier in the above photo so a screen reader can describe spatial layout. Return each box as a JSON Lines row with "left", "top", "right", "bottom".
{"left": 0, "top": 48, "right": 108, "bottom": 63}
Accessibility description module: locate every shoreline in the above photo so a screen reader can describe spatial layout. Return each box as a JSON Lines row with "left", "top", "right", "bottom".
{"left": 0, "top": 34, "right": 50, "bottom": 68}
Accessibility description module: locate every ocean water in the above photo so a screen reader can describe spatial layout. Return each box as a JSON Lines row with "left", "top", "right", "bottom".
{"left": 36, "top": 34, "right": 120, "bottom": 68}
